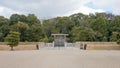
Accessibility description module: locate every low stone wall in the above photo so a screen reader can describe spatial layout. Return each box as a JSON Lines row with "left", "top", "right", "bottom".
{"left": 0, "top": 42, "right": 44, "bottom": 50}
{"left": 87, "top": 45, "right": 120, "bottom": 50}
{"left": 0, "top": 45, "right": 37, "bottom": 50}
{"left": 0, "top": 42, "right": 120, "bottom": 50}
{"left": 14, "top": 45, "right": 36, "bottom": 50}
{"left": 0, "top": 45, "right": 10, "bottom": 50}
{"left": 75, "top": 42, "right": 120, "bottom": 50}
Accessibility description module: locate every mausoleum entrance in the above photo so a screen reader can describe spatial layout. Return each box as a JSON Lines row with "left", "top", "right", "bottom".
{"left": 52, "top": 34, "right": 68, "bottom": 47}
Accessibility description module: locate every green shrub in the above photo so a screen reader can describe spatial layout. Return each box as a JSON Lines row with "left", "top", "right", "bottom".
{"left": 117, "top": 39, "right": 120, "bottom": 44}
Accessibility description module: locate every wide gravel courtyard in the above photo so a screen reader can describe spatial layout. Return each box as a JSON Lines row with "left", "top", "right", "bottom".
{"left": 0, "top": 49, "right": 120, "bottom": 68}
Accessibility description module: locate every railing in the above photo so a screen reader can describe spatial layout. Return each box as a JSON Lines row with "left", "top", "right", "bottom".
{"left": 66, "top": 43, "right": 74, "bottom": 47}
{"left": 45, "top": 43, "right": 53, "bottom": 47}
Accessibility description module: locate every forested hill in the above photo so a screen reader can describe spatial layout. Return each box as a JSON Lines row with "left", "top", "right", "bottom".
{"left": 0, "top": 13, "right": 120, "bottom": 42}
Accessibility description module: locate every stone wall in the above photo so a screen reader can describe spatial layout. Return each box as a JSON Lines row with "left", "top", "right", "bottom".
{"left": 0, "top": 42, "right": 120, "bottom": 50}
{"left": 75, "top": 42, "right": 120, "bottom": 50}
{"left": 0, "top": 45, "right": 36, "bottom": 50}
{"left": 0, "top": 42, "right": 38, "bottom": 50}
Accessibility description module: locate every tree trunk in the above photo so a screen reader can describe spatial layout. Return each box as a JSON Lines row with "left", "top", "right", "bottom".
{"left": 11, "top": 46, "right": 14, "bottom": 51}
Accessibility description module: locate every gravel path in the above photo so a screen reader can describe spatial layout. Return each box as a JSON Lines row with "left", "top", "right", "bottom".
{"left": 0, "top": 49, "right": 120, "bottom": 68}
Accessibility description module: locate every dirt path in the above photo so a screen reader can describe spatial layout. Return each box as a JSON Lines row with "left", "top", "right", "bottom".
{"left": 0, "top": 50, "right": 120, "bottom": 68}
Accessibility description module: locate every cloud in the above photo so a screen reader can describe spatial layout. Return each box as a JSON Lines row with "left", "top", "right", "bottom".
{"left": 88, "top": 0, "right": 120, "bottom": 14}
{"left": 0, "top": 6, "right": 22, "bottom": 18}
{"left": 64, "top": 6, "right": 104, "bottom": 16}
{"left": 0, "top": 0, "right": 119, "bottom": 19}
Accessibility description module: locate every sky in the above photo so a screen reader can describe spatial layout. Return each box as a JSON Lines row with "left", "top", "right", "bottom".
{"left": 0, "top": 0, "right": 120, "bottom": 19}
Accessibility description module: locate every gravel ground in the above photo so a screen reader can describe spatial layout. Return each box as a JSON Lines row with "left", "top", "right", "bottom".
{"left": 0, "top": 49, "right": 120, "bottom": 68}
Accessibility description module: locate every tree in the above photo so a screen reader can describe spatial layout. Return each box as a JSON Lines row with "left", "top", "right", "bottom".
{"left": 90, "top": 16, "right": 108, "bottom": 41}
{"left": 110, "top": 16, "right": 120, "bottom": 32}
{"left": 71, "top": 26, "right": 95, "bottom": 41}
{"left": 27, "top": 14, "right": 41, "bottom": 26}
{"left": 10, "top": 21, "right": 29, "bottom": 41}
{"left": 110, "top": 32, "right": 119, "bottom": 41}
{"left": 117, "top": 39, "right": 120, "bottom": 44}
{"left": 0, "top": 32, "right": 3, "bottom": 41}
{"left": 55, "top": 17, "right": 74, "bottom": 34}
{"left": 0, "top": 16, "right": 10, "bottom": 41}
{"left": 10, "top": 14, "right": 28, "bottom": 25}
{"left": 70, "top": 13, "right": 85, "bottom": 26}
{"left": 10, "top": 14, "right": 21, "bottom": 25}
{"left": 0, "top": 12, "right": 120, "bottom": 42}
{"left": 116, "top": 33, "right": 120, "bottom": 44}
{"left": 5, "top": 31, "right": 20, "bottom": 51}
{"left": 25, "top": 25, "right": 42, "bottom": 42}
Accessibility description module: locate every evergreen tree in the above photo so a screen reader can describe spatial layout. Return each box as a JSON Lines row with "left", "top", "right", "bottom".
{"left": 5, "top": 31, "right": 20, "bottom": 50}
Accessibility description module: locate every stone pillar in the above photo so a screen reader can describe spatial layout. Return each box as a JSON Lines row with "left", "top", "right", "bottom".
{"left": 65, "top": 42, "right": 66, "bottom": 47}
{"left": 53, "top": 41, "right": 54, "bottom": 47}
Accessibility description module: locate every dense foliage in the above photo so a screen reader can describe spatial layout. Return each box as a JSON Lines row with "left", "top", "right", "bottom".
{"left": 0, "top": 13, "right": 120, "bottom": 42}
{"left": 5, "top": 31, "right": 20, "bottom": 50}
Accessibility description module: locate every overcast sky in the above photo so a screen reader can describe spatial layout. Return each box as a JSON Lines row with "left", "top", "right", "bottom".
{"left": 0, "top": 0, "right": 120, "bottom": 19}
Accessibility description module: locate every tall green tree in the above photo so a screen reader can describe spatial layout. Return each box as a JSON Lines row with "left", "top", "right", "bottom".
{"left": 10, "top": 21, "right": 29, "bottom": 41}
{"left": 25, "top": 25, "right": 42, "bottom": 42}
{"left": 0, "top": 16, "right": 10, "bottom": 41}
{"left": 0, "top": 12, "right": 120, "bottom": 42}
{"left": 10, "top": 14, "right": 28, "bottom": 25}
{"left": 71, "top": 26, "right": 95, "bottom": 41}
{"left": 10, "top": 14, "right": 21, "bottom": 25}
{"left": 55, "top": 17, "right": 74, "bottom": 33}
{"left": 5, "top": 31, "right": 20, "bottom": 51}
{"left": 90, "top": 16, "right": 108, "bottom": 41}
{"left": 27, "top": 14, "right": 41, "bottom": 26}
{"left": 110, "top": 16, "right": 120, "bottom": 32}
{"left": 110, "top": 32, "right": 120, "bottom": 41}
